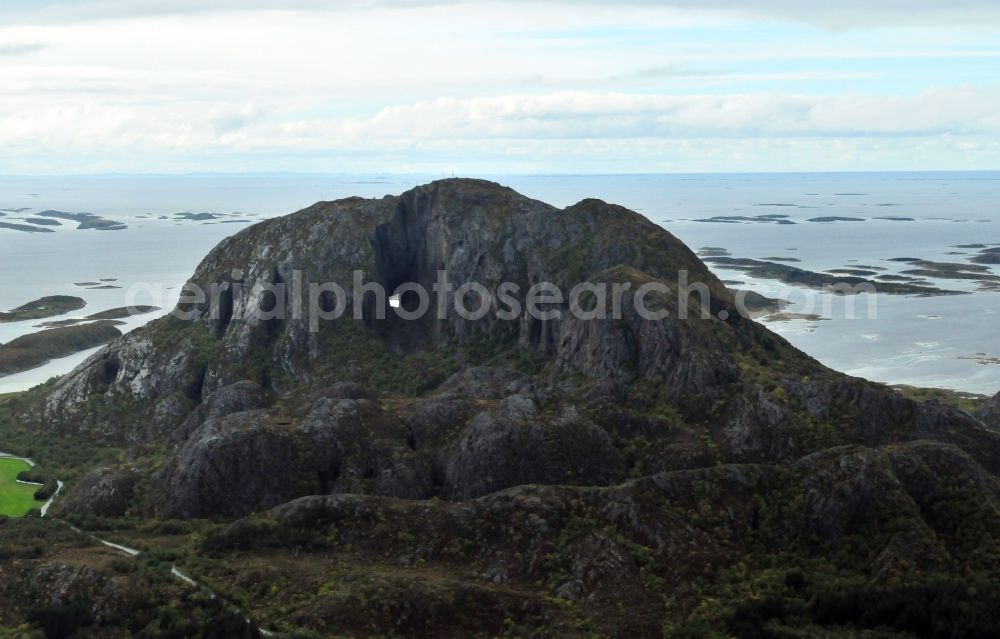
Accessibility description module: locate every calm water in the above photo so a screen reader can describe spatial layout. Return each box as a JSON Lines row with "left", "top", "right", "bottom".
{"left": 1, "top": 172, "right": 998, "bottom": 395}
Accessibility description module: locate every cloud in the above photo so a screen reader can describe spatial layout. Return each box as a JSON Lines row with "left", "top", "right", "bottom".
{"left": 2, "top": 88, "right": 996, "bottom": 162}
{"left": 0, "top": 42, "right": 46, "bottom": 56}
{"left": 2, "top": 0, "right": 1000, "bottom": 28}
{"left": 292, "top": 88, "right": 1000, "bottom": 143}
{"left": 0, "top": 2, "right": 997, "bottom": 173}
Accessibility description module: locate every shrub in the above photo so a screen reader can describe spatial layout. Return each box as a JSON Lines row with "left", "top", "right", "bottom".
{"left": 28, "top": 601, "right": 93, "bottom": 639}
{"left": 33, "top": 480, "right": 58, "bottom": 501}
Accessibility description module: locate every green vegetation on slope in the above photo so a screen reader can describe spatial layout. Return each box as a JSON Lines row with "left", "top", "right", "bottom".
{"left": 0, "top": 458, "right": 44, "bottom": 517}
{"left": 0, "top": 392, "right": 21, "bottom": 407}
{"left": 74, "top": 446, "right": 1000, "bottom": 639}
{"left": 0, "top": 385, "right": 122, "bottom": 482}
{"left": 893, "top": 384, "right": 989, "bottom": 414}
{"left": 0, "top": 518, "right": 261, "bottom": 638}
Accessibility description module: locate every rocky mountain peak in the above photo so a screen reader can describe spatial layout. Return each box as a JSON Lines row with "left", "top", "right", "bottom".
{"left": 25, "top": 179, "right": 1000, "bottom": 521}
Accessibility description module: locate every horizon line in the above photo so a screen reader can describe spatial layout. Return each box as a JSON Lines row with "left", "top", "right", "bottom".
{"left": 1, "top": 169, "right": 999, "bottom": 179}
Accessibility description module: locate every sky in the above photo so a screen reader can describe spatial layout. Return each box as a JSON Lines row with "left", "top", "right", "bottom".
{"left": 1, "top": 0, "right": 999, "bottom": 174}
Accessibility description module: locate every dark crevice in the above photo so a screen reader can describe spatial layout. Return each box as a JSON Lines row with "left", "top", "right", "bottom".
{"left": 261, "top": 267, "right": 285, "bottom": 340}
{"left": 245, "top": 268, "right": 286, "bottom": 391}
{"left": 184, "top": 366, "right": 207, "bottom": 405}
{"left": 317, "top": 466, "right": 339, "bottom": 494}
{"left": 431, "top": 459, "right": 446, "bottom": 492}
{"left": 215, "top": 287, "right": 234, "bottom": 338}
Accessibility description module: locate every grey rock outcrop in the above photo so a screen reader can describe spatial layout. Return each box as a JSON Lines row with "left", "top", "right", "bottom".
{"left": 51, "top": 466, "right": 138, "bottom": 518}
{"left": 443, "top": 396, "right": 619, "bottom": 499}
{"left": 155, "top": 410, "right": 314, "bottom": 518}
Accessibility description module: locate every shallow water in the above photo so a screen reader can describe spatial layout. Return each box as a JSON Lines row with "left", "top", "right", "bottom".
{"left": 1, "top": 172, "right": 998, "bottom": 394}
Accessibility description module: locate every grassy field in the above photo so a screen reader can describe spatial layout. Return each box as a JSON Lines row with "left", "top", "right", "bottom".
{"left": 0, "top": 457, "right": 43, "bottom": 517}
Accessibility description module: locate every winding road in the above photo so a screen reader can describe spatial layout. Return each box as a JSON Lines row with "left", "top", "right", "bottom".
{"left": 0, "top": 451, "right": 274, "bottom": 636}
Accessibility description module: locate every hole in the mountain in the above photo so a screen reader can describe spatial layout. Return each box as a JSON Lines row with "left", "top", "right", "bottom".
{"left": 369, "top": 198, "right": 437, "bottom": 351}
{"left": 98, "top": 357, "right": 120, "bottom": 387}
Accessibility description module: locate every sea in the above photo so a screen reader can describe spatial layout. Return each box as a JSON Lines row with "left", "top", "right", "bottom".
{"left": 1, "top": 172, "right": 998, "bottom": 396}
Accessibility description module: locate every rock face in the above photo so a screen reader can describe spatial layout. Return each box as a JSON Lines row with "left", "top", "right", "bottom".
{"left": 33, "top": 179, "right": 1000, "bottom": 521}
{"left": 50, "top": 466, "right": 138, "bottom": 518}
{"left": 153, "top": 368, "right": 624, "bottom": 518}
{"left": 156, "top": 410, "right": 315, "bottom": 518}
{"left": 441, "top": 396, "right": 619, "bottom": 500}
{"left": 42, "top": 180, "right": 747, "bottom": 436}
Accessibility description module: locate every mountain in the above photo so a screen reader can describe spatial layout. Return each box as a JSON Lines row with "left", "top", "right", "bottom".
{"left": 3, "top": 179, "right": 1000, "bottom": 637}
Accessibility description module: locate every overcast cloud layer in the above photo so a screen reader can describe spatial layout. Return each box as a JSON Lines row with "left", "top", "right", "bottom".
{"left": 0, "top": 1, "right": 998, "bottom": 173}
{"left": 4, "top": 0, "right": 1000, "bottom": 28}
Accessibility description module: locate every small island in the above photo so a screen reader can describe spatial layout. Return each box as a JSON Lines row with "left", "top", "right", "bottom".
{"left": 0, "top": 221, "right": 55, "bottom": 233}
{"left": 0, "top": 322, "right": 122, "bottom": 377}
{"left": 733, "top": 290, "right": 789, "bottom": 317}
{"left": 86, "top": 305, "right": 160, "bottom": 320}
{"left": 174, "top": 212, "right": 220, "bottom": 221}
{"left": 694, "top": 214, "right": 796, "bottom": 225}
{"left": 763, "top": 312, "right": 830, "bottom": 322}
{"left": 970, "top": 247, "right": 1000, "bottom": 265}
{"left": 806, "top": 216, "right": 866, "bottom": 223}
{"left": 703, "top": 256, "right": 964, "bottom": 296}
{"left": 36, "top": 210, "right": 127, "bottom": 231}
{"left": 0, "top": 296, "right": 86, "bottom": 322}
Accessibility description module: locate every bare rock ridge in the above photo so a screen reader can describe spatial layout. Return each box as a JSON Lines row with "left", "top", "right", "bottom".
{"left": 31, "top": 178, "right": 1000, "bottom": 522}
